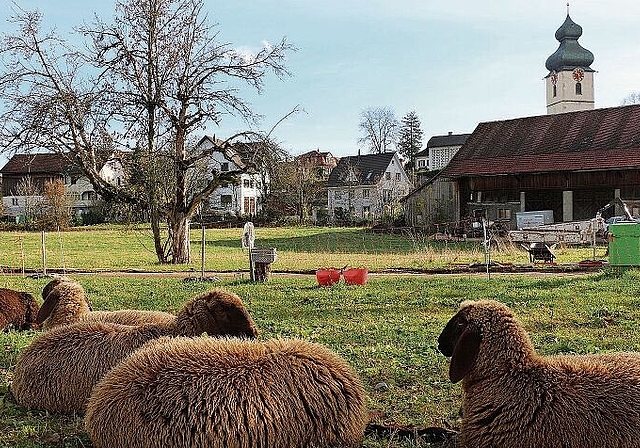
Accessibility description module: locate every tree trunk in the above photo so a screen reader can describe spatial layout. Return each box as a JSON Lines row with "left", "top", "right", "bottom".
{"left": 170, "top": 213, "right": 191, "bottom": 264}
{"left": 150, "top": 209, "right": 167, "bottom": 264}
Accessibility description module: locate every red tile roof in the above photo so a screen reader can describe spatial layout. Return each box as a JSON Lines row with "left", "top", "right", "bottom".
{"left": 0, "top": 153, "right": 74, "bottom": 175}
{"left": 442, "top": 105, "right": 640, "bottom": 177}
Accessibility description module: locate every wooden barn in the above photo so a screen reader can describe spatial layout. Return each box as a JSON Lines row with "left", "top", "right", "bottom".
{"left": 437, "top": 104, "right": 640, "bottom": 228}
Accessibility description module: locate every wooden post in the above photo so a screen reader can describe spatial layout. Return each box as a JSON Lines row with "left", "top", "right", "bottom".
{"left": 41, "top": 230, "right": 47, "bottom": 275}
{"left": 201, "top": 223, "right": 206, "bottom": 280}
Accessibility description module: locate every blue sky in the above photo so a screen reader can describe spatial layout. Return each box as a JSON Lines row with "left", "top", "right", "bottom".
{"left": 1, "top": 0, "right": 639, "bottom": 158}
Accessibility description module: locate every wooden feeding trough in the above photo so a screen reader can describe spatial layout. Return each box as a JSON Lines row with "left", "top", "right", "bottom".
{"left": 250, "top": 248, "right": 277, "bottom": 281}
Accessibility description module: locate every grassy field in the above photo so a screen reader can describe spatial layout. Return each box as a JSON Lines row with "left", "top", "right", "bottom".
{"left": 0, "top": 225, "right": 627, "bottom": 447}
{"left": 2, "top": 269, "right": 640, "bottom": 447}
{"left": 0, "top": 224, "right": 608, "bottom": 273}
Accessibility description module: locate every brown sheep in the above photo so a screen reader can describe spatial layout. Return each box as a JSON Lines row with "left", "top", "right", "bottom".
{"left": 11, "top": 289, "right": 258, "bottom": 414}
{"left": 85, "top": 337, "right": 368, "bottom": 448}
{"left": 0, "top": 288, "right": 39, "bottom": 331}
{"left": 37, "top": 278, "right": 177, "bottom": 329}
{"left": 438, "top": 299, "right": 640, "bottom": 448}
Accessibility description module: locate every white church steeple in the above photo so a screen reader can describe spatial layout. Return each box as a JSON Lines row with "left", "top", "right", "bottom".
{"left": 545, "top": 7, "right": 595, "bottom": 114}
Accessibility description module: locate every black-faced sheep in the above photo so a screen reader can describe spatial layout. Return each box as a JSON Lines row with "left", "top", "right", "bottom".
{"left": 438, "top": 299, "right": 640, "bottom": 448}
{"left": 11, "top": 289, "right": 258, "bottom": 414}
{"left": 85, "top": 337, "right": 368, "bottom": 448}
{"left": 37, "top": 278, "right": 177, "bottom": 329}
{"left": 0, "top": 288, "right": 39, "bottom": 331}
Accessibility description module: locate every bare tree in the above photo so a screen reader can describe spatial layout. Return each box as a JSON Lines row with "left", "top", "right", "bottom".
{"left": 0, "top": 0, "right": 294, "bottom": 263}
{"left": 267, "top": 156, "right": 324, "bottom": 223}
{"left": 358, "top": 107, "right": 398, "bottom": 154}
{"left": 39, "top": 179, "right": 72, "bottom": 230}
{"left": 14, "top": 177, "right": 41, "bottom": 227}
{"left": 622, "top": 92, "right": 640, "bottom": 105}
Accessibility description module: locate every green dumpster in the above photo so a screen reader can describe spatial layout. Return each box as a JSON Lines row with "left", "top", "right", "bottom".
{"left": 609, "top": 223, "right": 640, "bottom": 266}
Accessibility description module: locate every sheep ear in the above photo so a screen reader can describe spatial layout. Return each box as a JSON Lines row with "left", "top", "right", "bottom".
{"left": 449, "top": 328, "right": 481, "bottom": 383}
{"left": 36, "top": 293, "right": 59, "bottom": 325}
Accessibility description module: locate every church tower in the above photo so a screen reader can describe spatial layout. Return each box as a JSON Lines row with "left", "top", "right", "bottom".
{"left": 545, "top": 9, "right": 595, "bottom": 114}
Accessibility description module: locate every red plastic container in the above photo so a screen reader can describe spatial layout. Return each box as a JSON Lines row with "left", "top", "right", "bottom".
{"left": 342, "top": 268, "right": 368, "bottom": 285}
{"left": 316, "top": 268, "right": 341, "bottom": 286}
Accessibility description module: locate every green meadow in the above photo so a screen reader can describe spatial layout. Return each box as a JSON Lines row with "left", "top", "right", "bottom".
{"left": 0, "top": 226, "right": 631, "bottom": 447}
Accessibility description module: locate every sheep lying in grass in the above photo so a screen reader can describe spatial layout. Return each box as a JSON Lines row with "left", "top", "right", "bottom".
{"left": 11, "top": 289, "right": 258, "bottom": 414}
{"left": 438, "top": 299, "right": 640, "bottom": 448}
{"left": 0, "top": 288, "right": 39, "bottom": 331}
{"left": 85, "top": 337, "right": 368, "bottom": 448}
{"left": 37, "top": 278, "right": 176, "bottom": 329}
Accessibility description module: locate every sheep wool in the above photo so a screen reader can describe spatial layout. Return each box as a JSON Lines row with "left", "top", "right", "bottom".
{"left": 11, "top": 289, "right": 258, "bottom": 414}
{"left": 85, "top": 337, "right": 368, "bottom": 448}
{"left": 0, "top": 288, "right": 39, "bottom": 331}
{"left": 438, "top": 299, "right": 640, "bottom": 448}
{"left": 81, "top": 309, "right": 175, "bottom": 326}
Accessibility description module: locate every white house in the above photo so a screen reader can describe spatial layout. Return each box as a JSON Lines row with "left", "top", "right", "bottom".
{"left": 326, "top": 152, "right": 412, "bottom": 222}
{"left": 197, "top": 136, "right": 265, "bottom": 217}
{"left": 413, "top": 132, "right": 471, "bottom": 173}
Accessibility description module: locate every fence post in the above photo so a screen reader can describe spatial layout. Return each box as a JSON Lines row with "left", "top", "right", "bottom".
{"left": 41, "top": 230, "right": 47, "bottom": 275}
{"left": 201, "top": 223, "right": 206, "bottom": 280}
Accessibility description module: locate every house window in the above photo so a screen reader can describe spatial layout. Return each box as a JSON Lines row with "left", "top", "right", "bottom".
{"left": 382, "top": 189, "right": 391, "bottom": 202}
{"left": 418, "top": 160, "right": 425, "bottom": 168}
{"left": 497, "top": 209, "right": 512, "bottom": 220}
{"left": 385, "top": 172, "right": 391, "bottom": 180}
{"left": 243, "top": 179, "right": 250, "bottom": 188}
{"left": 553, "top": 85, "right": 557, "bottom": 97}
{"left": 362, "top": 189, "right": 369, "bottom": 199}
{"left": 11, "top": 198, "right": 19, "bottom": 206}
{"left": 395, "top": 173, "right": 401, "bottom": 181}
{"left": 221, "top": 195, "right": 232, "bottom": 208}
{"left": 82, "top": 191, "right": 97, "bottom": 201}
{"left": 221, "top": 162, "right": 229, "bottom": 172}
{"left": 576, "top": 83, "right": 582, "bottom": 95}
{"left": 363, "top": 205, "right": 370, "bottom": 217}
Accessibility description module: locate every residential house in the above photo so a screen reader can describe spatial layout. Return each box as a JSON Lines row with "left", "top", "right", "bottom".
{"left": 327, "top": 152, "right": 412, "bottom": 223}
{"left": 197, "top": 136, "right": 264, "bottom": 217}
{"left": 294, "top": 149, "right": 339, "bottom": 223}
{"left": 0, "top": 153, "right": 125, "bottom": 221}
{"left": 295, "top": 149, "right": 339, "bottom": 179}
{"left": 413, "top": 132, "right": 471, "bottom": 174}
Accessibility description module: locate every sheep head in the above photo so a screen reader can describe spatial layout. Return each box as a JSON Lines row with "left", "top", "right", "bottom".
{"left": 175, "top": 289, "right": 258, "bottom": 339}
{"left": 438, "top": 302, "right": 482, "bottom": 383}
{"left": 37, "top": 281, "right": 91, "bottom": 326}
{"left": 438, "top": 300, "right": 535, "bottom": 384}
{"left": 19, "top": 292, "right": 40, "bottom": 330}
{"left": 41, "top": 276, "right": 73, "bottom": 302}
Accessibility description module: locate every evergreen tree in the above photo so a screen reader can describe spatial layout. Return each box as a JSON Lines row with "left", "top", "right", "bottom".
{"left": 397, "top": 111, "right": 424, "bottom": 168}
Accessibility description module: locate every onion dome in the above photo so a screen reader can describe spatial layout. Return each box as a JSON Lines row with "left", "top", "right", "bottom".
{"left": 545, "top": 14, "right": 594, "bottom": 72}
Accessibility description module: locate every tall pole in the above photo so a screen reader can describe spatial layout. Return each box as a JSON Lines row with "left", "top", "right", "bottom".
{"left": 41, "top": 231, "right": 47, "bottom": 276}
{"left": 201, "top": 223, "right": 206, "bottom": 280}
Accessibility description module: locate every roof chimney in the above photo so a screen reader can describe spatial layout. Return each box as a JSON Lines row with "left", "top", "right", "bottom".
{"left": 448, "top": 131, "right": 453, "bottom": 135}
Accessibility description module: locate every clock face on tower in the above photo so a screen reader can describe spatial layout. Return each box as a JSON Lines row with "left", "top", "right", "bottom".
{"left": 550, "top": 71, "right": 558, "bottom": 85}
{"left": 572, "top": 67, "right": 585, "bottom": 82}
